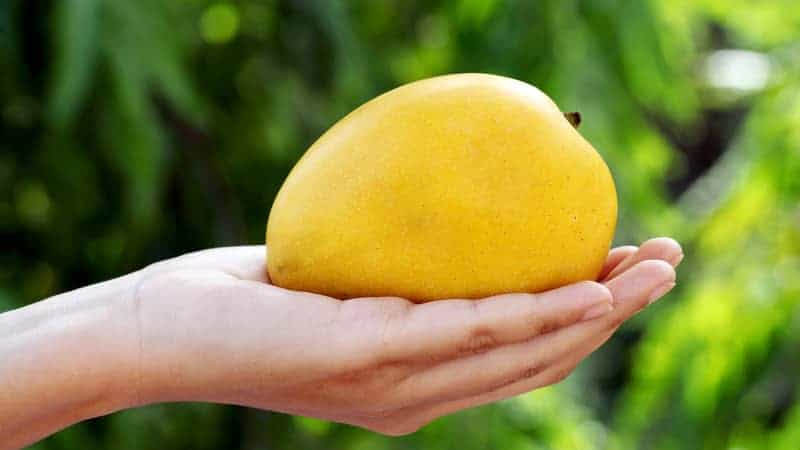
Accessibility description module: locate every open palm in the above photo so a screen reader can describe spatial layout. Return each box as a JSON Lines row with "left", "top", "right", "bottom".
{"left": 131, "top": 238, "right": 681, "bottom": 435}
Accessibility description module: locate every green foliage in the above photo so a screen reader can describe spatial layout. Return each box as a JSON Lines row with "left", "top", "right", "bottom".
{"left": 2, "top": 0, "right": 799, "bottom": 449}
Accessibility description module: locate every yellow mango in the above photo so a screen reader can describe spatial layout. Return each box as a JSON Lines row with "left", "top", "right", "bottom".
{"left": 266, "top": 73, "right": 617, "bottom": 302}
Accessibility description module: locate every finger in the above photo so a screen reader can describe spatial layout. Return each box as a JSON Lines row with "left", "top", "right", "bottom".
{"left": 383, "top": 260, "right": 675, "bottom": 410}
{"left": 377, "top": 312, "right": 628, "bottom": 434}
{"left": 389, "top": 261, "right": 679, "bottom": 427}
{"left": 605, "top": 237, "right": 683, "bottom": 280}
{"left": 598, "top": 245, "right": 638, "bottom": 280}
{"left": 149, "top": 246, "right": 271, "bottom": 283}
{"left": 384, "top": 341, "right": 596, "bottom": 433}
{"left": 374, "top": 281, "right": 612, "bottom": 365}
{"left": 397, "top": 312, "right": 626, "bottom": 429}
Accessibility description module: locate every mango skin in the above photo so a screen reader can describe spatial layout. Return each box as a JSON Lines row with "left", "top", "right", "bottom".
{"left": 266, "top": 73, "right": 617, "bottom": 302}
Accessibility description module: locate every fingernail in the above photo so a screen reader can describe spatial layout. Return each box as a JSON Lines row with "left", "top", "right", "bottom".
{"left": 581, "top": 302, "right": 613, "bottom": 320}
{"left": 669, "top": 253, "right": 684, "bottom": 267}
{"left": 647, "top": 281, "right": 676, "bottom": 304}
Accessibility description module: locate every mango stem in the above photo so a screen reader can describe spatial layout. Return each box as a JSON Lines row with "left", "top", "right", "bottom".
{"left": 564, "top": 112, "right": 581, "bottom": 128}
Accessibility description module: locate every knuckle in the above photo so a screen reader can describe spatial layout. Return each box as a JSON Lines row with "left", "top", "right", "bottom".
{"left": 487, "top": 364, "right": 546, "bottom": 394}
{"left": 521, "top": 364, "right": 546, "bottom": 380}
{"left": 423, "top": 350, "right": 446, "bottom": 364}
{"left": 373, "top": 360, "right": 410, "bottom": 385}
{"left": 333, "top": 360, "right": 411, "bottom": 392}
{"left": 459, "top": 328, "right": 498, "bottom": 356}
{"left": 533, "top": 318, "right": 560, "bottom": 335}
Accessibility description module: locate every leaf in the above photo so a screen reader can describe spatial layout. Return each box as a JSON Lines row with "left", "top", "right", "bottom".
{"left": 49, "top": 0, "right": 100, "bottom": 127}
{"left": 105, "top": 46, "right": 166, "bottom": 228}
{"left": 0, "top": 287, "right": 18, "bottom": 312}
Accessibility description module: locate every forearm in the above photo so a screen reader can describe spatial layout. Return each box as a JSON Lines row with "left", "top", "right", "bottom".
{"left": 0, "top": 272, "right": 143, "bottom": 450}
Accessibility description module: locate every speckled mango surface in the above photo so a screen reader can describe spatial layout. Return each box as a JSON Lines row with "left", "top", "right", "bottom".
{"left": 266, "top": 73, "right": 617, "bottom": 302}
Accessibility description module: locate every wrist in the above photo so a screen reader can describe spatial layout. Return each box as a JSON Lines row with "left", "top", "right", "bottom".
{"left": 0, "top": 271, "right": 145, "bottom": 447}
{"left": 128, "top": 267, "right": 241, "bottom": 405}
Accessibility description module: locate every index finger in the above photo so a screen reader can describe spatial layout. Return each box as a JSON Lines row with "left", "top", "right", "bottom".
{"left": 605, "top": 238, "right": 683, "bottom": 280}
{"left": 375, "top": 281, "right": 613, "bottom": 364}
{"left": 598, "top": 245, "right": 638, "bottom": 280}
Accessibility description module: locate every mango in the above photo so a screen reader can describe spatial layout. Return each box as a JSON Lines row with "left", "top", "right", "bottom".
{"left": 266, "top": 73, "right": 617, "bottom": 302}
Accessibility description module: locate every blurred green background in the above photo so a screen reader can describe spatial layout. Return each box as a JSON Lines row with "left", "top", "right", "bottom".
{"left": 2, "top": 0, "right": 800, "bottom": 448}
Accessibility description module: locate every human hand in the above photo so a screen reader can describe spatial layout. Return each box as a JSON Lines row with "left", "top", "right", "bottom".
{"left": 129, "top": 238, "right": 681, "bottom": 435}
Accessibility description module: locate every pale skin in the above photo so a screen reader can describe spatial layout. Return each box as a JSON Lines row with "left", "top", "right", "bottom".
{"left": 0, "top": 238, "right": 682, "bottom": 449}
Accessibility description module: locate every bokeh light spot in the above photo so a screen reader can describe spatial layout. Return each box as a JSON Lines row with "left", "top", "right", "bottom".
{"left": 201, "top": 3, "right": 240, "bottom": 44}
{"left": 15, "top": 181, "right": 51, "bottom": 227}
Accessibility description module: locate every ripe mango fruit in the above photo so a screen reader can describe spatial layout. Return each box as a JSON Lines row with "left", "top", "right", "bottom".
{"left": 266, "top": 73, "right": 617, "bottom": 302}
